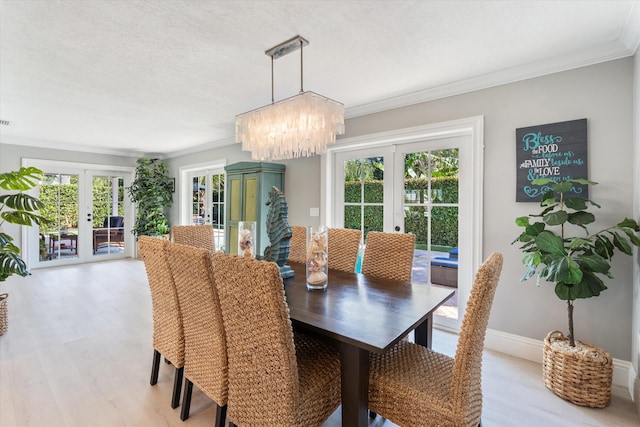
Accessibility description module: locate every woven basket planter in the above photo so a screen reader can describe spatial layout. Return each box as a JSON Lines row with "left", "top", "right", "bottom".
{"left": 543, "top": 330, "right": 612, "bottom": 408}
{"left": 0, "top": 293, "right": 8, "bottom": 336}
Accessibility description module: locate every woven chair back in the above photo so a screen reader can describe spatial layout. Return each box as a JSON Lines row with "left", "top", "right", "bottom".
{"left": 167, "top": 243, "right": 228, "bottom": 406}
{"left": 138, "top": 236, "right": 184, "bottom": 367}
{"left": 214, "top": 254, "right": 300, "bottom": 426}
{"left": 172, "top": 225, "right": 216, "bottom": 255}
{"left": 361, "top": 231, "right": 416, "bottom": 281}
{"left": 450, "top": 252, "right": 503, "bottom": 418}
{"left": 327, "top": 227, "right": 362, "bottom": 273}
{"left": 288, "top": 225, "right": 307, "bottom": 264}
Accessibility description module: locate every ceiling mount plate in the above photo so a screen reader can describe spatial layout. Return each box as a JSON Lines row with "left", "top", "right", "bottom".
{"left": 265, "top": 35, "right": 309, "bottom": 59}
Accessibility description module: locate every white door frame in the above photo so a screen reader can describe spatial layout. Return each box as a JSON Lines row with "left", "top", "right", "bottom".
{"left": 321, "top": 116, "right": 484, "bottom": 331}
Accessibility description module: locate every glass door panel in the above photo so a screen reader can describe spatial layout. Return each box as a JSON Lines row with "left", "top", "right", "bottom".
{"left": 335, "top": 147, "right": 393, "bottom": 273}
{"left": 38, "top": 173, "right": 80, "bottom": 263}
{"left": 186, "top": 169, "right": 226, "bottom": 252}
{"left": 90, "top": 174, "right": 126, "bottom": 257}
{"left": 210, "top": 173, "right": 225, "bottom": 251}
{"left": 191, "top": 175, "right": 207, "bottom": 224}
{"left": 399, "top": 144, "right": 461, "bottom": 321}
{"left": 339, "top": 154, "right": 391, "bottom": 239}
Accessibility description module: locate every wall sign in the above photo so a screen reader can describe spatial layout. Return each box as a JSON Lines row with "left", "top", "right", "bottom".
{"left": 516, "top": 118, "right": 588, "bottom": 202}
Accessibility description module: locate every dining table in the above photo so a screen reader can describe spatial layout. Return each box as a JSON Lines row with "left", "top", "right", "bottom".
{"left": 284, "top": 262, "right": 455, "bottom": 427}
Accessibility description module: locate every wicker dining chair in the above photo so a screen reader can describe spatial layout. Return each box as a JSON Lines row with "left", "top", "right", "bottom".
{"left": 138, "top": 236, "right": 185, "bottom": 409}
{"left": 213, "top": 254, "right": 341, "bottom": 427}
{"left": 288, "top": 225, "right": 307, "bottom": 264}
{"left": 172, "top": 225, "right": 216, "bottom": 255}
{"left": 327, "top": 227, "right": 362, "bottom": 273}
{"left": 361, "top": 231, "right": 416, "bottom": 281}
{"left": 368, "top": 252, "right": 504, "bottom": 427}
{"left": 166, "top": 243, "right": 228, "bottom": 426}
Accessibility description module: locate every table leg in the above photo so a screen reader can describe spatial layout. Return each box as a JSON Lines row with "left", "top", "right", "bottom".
{"left": 415, "top": 313, "right": 433, "bottom": 349}
{"left": 340, "top": 343, "right": 369, "bottom": 427}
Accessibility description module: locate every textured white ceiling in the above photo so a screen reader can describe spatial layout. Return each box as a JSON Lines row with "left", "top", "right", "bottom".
{"left": 1, "top": 0, "right": 639, "bottom": 157}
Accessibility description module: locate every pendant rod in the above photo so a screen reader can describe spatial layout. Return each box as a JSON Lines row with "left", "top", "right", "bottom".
{"left": 300, "top": 39, "right": 304, "bottom": 94}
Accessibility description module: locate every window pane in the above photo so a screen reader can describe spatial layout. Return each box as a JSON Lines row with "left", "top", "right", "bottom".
{"left": 430, "top": 206, "right": 458, "bottom": 249}
{"left": 363, "top": 205, "right": 383, "bottom": 238}
{"left": 431, "top": 149, "right": 458, "bottom": 203}
{"left": 192, "top": 176, "right": 205, "bottom": 224}
{"left": 211, "top": 173, "right": 224, "bottom": 228}
{"left": 364, "top": 157, "right": 383, "bottom": 203}
{"left": 344, "top": 205, "right": 361, "bottom": 231}
{"left": 344, "top": 159, "right": 361, "bottom": 203}
{"left": 404, "top": 206, "right": 428, "bottom": 247}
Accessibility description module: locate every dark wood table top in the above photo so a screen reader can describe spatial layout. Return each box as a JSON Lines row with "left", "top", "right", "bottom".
{"left": 284, "top": 262, "right": 455, "bottom": 353}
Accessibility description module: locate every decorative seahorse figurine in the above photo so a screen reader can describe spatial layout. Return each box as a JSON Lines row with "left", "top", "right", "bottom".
{"left": 263, "top": 186, "right": 293, "bottom": 268}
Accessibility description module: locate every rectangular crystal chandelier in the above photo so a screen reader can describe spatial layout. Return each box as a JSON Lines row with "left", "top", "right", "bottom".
{"left": 235, "top": 36, "right": 345, "bottom": 161}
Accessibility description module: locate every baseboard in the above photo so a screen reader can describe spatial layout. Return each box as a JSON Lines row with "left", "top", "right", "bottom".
{"left": 483, "top": 328, "right": 634, "bottom": 400}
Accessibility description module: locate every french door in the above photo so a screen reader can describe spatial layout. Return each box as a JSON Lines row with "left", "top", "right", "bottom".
{"left": 184, "top": 168, "right": 226, "bottom": 251}
{"left": 87, "top": 171, "right": 129, "bottom": 258}
{"left": 325, "top": 118, "right": 483, "bottom": 330}
{"left": 24, "top": 159, "right": 134, "bottom": 268}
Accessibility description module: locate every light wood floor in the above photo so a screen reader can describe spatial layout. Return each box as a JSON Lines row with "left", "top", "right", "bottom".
{"left": 1, "top": 259, "right": 638, "bottom": 427}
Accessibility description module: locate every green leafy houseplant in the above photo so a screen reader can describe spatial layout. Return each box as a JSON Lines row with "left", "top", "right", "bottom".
{"left": 0, "top": 167, "right": 50, "bottom": 281}
{"left": 127, "top": 158, "right": 173, "bottom": 237}
{"left": 514, "top": 178, "right": 640, "bottom": 347}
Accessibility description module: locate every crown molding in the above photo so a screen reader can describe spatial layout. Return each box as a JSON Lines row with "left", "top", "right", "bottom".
{"left": 163, "top": 136, "right": 236, "bottom": 159}
{"left": 0, "top": 135, "right": 146, "bottom": 158}
{"left": 620, "top": 1, "right": 640, "bottom": 53}
{"left": 345, "top": 39, "right": 636, "bottom": 120}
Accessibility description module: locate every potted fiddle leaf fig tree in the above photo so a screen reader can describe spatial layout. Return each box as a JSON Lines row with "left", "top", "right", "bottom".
{"left": 126, "top": 158, "right": 173, "bottom": 239}
{"left": 0, "top": 167, "right": 51, "bottom": 335}
{"left": 513, "top": 178, "right": 640, "bottom": 408}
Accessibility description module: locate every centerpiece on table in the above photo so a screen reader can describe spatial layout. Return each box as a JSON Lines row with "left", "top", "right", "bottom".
{"left": 306, "top": 226, "right": 328, "bottom": 290}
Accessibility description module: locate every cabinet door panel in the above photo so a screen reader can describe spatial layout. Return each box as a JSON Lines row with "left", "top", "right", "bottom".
{"left": 229, "top": 225, "right": 239, "bottom": 255}
{"left": 229, "top": 178, "right": 242, "bottom": 222}
{"left": 244, "top": 177, "right": 257, "bottom": 222}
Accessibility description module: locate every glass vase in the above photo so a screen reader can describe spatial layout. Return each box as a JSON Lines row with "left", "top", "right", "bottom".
{"left": 306, "top": 225, "right": 328, "bottom": 290}
{"left": 238, "top": 221, "right": 256, "bottom": 259}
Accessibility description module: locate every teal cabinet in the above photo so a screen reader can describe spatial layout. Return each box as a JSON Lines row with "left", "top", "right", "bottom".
{"left": 224, "top": 162, "right": 285, "bottom": 257}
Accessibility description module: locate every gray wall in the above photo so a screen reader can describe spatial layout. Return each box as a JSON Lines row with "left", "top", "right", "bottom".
{"left": 1, "top": 58, "right": 636, "bottom": 361}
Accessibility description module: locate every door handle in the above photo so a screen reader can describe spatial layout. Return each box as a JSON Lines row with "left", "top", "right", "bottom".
{"left": 395, "top": 226, "right": 401, "bottom": 232}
